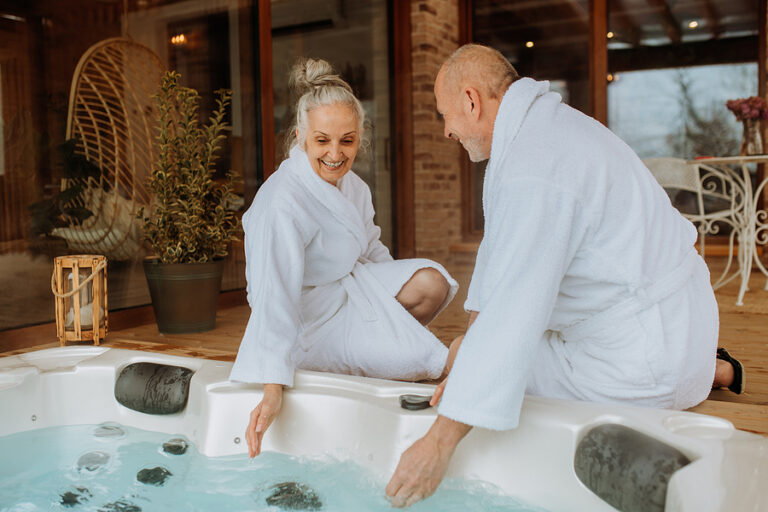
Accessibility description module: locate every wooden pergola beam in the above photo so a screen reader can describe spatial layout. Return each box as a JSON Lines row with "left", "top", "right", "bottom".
{"left": 608, "top": 35, "right": 757, "bottom": 72}
{"left": 648, "top": 0, "right": 681, "bottom": 44}
{"left": 477, "top": 0, "right": 589, "bottom": 35}
{"left": 608, "top": 0, "right": 641, "bottom": 46}
{"left": 701, "top": 0, "right": 722, "bottom": 39}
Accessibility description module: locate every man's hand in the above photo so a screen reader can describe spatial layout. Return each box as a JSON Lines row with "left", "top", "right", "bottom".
{"left": 467, "top": 310, "right": 478, "bottom": 329}
{"left": 385, "top": 416, "right": 472, "bottom": 508}
{"left": 245, "top": 383, "right": 283, "bottom": 457}
{"left": 429, "top": 378, "right": 447, "bottom": 407}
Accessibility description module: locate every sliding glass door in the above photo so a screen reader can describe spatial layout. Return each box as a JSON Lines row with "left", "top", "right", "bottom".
{"left": 0, "top": 0, "right": 396, "bottom": 332}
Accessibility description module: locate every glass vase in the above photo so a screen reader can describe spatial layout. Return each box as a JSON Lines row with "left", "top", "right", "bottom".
{"left": 740, "top": 119, "right": 764, "bottom": 156}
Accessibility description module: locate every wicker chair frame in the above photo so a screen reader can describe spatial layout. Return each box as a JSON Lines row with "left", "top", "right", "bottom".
{"left": 53, "top": 37, "right": 164, "bottom": 260}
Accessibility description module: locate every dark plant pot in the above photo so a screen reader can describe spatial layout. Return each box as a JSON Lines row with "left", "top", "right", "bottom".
{"left": 143, "top": 258, "right": 224, "bottom": 334}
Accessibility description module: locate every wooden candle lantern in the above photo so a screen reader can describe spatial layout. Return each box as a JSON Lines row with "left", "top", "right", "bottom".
{"left": 51, "top": 255, "right": 108, "bottom": 345}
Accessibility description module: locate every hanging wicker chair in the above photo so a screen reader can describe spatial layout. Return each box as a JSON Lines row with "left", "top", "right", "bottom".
{"left": 53, "top": 37, "right": 164, "bottom": 260}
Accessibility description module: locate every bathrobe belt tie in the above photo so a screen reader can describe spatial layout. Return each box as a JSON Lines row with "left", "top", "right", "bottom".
{"left": 559, "top": 249, "right": 701, "bottom": 341}
{"left": 341, "top": 264, "right": 377, "bottom": 322}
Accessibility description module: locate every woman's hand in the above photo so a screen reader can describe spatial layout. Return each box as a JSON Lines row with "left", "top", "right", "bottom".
{"left": 245, "top": 383, "right": 283, "bottom": 457}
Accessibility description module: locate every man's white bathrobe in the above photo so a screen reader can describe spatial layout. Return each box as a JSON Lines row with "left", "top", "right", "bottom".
{"left": 229, "top": 146, "right": 458, "bottom": 386}
{"left": 438, "top": 78, "right": 718, "bottom": 430}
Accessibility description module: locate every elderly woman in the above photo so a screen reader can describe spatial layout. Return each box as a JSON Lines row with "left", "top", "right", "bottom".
{"left": 230, "top": 58, "right": 459, "bottom": 457}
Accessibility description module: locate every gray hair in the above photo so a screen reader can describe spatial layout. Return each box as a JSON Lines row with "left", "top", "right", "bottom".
{"left": 286, "top": 58, "right": 370, "bottom": 155}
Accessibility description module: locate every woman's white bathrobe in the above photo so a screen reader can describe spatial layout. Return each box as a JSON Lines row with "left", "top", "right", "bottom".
{"left": 229, "top": 146, "right": 457, "bottom": 386}
{"left": 438, "top": 78, "right": 718, "bottom": 430}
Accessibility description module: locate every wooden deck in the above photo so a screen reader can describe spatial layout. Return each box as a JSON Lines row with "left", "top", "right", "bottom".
{"left": 1, "top": 255, "right": 766, "bottom": 436}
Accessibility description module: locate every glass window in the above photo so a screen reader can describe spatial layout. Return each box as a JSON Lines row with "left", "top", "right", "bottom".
{"left": 0, "top": 1, "right": 263, "bottom": 331}
{"left": 472, "top": 0, "right": 591, "bottom": 113}
{"left": 608, "top": 64, "right": 757, "bottom": 159}
{"left": 470, "top": 0, "right": 590, "bottom": 232}
{"left": 0, "top": 0, "right": 398, "bottom": 333}
{"left": 271, "top": 0, "right": 393, "bottom": 248}
{"left": 607, "top": 0, "right": 759, "bottom": 159}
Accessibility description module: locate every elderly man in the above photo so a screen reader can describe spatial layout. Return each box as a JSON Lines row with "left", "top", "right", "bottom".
{"left": 385, "top": 44, "right": 742, "bottom": 508}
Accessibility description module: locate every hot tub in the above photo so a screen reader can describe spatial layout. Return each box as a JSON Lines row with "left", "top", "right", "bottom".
{"left": 0, "top": 347, "right": 765, "bottom": 511}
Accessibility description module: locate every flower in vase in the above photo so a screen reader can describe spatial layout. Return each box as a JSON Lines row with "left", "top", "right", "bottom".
{"left": 726, "top": 96, "right": 768, "bottom": 122}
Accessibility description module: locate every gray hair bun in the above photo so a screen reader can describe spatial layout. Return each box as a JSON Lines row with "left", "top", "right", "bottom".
{"left": 285, "top": 57, "right": 368, "bottom": 158}
{"left": 290, "top": 58, "right": 352, "bottom": 95}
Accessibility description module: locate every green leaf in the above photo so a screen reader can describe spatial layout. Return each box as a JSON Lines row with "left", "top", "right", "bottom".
{"left": 143, "top": 70, "right": 239, "bottom": 264}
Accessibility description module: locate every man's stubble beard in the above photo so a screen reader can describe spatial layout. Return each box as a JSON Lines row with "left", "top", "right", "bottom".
{"left": 461, "top": 135, "right": 489, "bottom": 163}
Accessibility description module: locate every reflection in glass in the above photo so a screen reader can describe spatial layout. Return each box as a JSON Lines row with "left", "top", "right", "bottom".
{"left": 607, "top": 0, "right": 759, "bottom": 159}
{"left": 0, "top": 1, "right": 263, "bottom": 330}
{"left": 608, "top": 64, "right": 757, "bottom": 159}
{"left": 0, "top": 0, "right": 397, "bottom": 332}
{"left": 470, "top": 0, "right": 591, "bottom": 232}
{"left": 472, "top": 0, "right": 591, "bottom": 113}
{"left": 271, "top": 0, "right": 392, "bottom": 248}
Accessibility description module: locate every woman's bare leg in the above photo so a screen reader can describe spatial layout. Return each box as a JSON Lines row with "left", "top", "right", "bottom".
{"left": 396, "top": 267, "right": 450, "bottom": 325}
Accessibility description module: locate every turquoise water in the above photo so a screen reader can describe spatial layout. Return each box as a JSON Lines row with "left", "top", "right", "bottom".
{"left": 0, "top": 424, "right": 546, "bottom": 511}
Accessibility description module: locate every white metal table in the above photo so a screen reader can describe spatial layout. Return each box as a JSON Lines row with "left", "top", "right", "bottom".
{"left": 689, "top": 155, "right": 768, "bottom": 305}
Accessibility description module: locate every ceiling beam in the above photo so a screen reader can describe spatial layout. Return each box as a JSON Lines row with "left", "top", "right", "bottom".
{"left": 701, "top": 0, "right": 722, "bottom": 39}
{"left": 608, "top": 34, "right": 757, "bottom": 72}
{"left": 479, "top": 0, "right": 589, "bottom": 34}
{"left": 608, "top": 0, "right": 641, "bottom": 46}
{"left": 474, "top": 0, "right": 582, "bottom": 15}
{"left": 648, "top": 0, "right": 681, "bottom": 44}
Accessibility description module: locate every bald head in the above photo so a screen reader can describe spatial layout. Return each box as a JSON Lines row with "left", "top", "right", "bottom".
{"left": 437, "top": 44, "right": 518, "bottom": 100}
{"left": 433, "top": 44, "right": 518, "bottom": 162}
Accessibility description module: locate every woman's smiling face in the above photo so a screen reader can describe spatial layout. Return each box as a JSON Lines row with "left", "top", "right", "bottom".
{"left": 301, "top": 103, "right": 360, "bottom": 186}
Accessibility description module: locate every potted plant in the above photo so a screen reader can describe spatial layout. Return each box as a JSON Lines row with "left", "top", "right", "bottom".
{"left": 140, "top": 71, "right": 240, "bottom": 333}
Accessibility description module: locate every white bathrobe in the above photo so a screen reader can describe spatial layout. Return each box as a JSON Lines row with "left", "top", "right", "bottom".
{"left": 229, "top": 146, "right": 457, "bottom": 386}
{"left": 438, "top": 78, "right": 718, "bottom": 430}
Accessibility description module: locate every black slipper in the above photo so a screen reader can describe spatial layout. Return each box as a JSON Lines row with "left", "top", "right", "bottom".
{"left": 716, "top": 348, "right": 746, "bottom": 395}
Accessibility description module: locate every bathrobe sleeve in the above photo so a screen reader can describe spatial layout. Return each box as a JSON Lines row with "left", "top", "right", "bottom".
{"left": 464, "top": 236, "right": 489, "bottom": 312}
{"left": 360, "top": 181, "right": 393, "bottom": 263}
{"left": 229, "top": 207, "right": 308, "bottom": 387}
{"left": 438, "top": 178, "right": 590, "bottom": 430}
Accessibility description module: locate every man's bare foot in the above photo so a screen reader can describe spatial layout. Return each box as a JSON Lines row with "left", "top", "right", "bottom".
{"left": 712, "top": 348, "right": 745, "bottom": 394}
{"left": 712, "top": 359, "right": 734, "bottom": 389}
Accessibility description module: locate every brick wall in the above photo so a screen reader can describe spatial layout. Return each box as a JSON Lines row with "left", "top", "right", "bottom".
{"left": 410, "top": 0, "right": 462, "bottom": 261}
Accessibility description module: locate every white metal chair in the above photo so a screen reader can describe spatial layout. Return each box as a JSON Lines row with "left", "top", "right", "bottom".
{"left": 52, "top": 37, "right": 164, "bottom": 260}
{"left": 643, "top": 157, "right": 743, "bottom": 289}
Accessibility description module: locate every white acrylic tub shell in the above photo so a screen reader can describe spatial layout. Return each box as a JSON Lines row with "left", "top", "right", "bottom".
{"left": 0, "top": 347, "right": 766, "bottom": 511}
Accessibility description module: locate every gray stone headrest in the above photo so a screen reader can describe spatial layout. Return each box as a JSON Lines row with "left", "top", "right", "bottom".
{"left": 574, "top": 423, "right": 691, "bottom": 512}
{"left": 114, "top": 362, "right": 195, "bottom": 415}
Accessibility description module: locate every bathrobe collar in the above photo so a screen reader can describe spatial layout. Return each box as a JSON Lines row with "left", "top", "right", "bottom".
{"left": 484, "top": 78, "right": 558, "bottom": 213}
{"left": 488, "top": 77, "right": 553, "bottom": 166}
{"left": 288, "top": 145, "right": 368, "bottom": 253}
